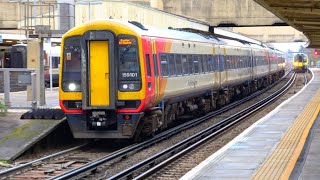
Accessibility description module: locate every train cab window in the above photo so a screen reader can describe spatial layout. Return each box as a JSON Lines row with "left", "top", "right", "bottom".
{"left": 187, "top": 55, "right": 194, "bottom": 74}
{"left": 175, "top": 54, "right": 182, "bottom": 75}
{"left": 168, "top": 54, "right": 175, "bottom": 76}
{"left": 145, "top": 54, "right": 151, "bottom": 76}
{"left": 182, "top": 55, "right": 188, "bottom": 75}
{"left": 160, "top": 54, "right": 169, "bottom": 77}
{"left": 62, "top": 36, "right": 81, "bottom": 92}
{"left": 118, "top": 36, "right": 141, "bottom": 83}
{"left": 193, "top": 55, "right": 200, "bottom": 74}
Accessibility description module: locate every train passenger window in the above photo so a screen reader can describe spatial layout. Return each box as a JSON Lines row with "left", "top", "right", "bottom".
{"left": 242, "top": 57, "right": 245, "bottom": 68}
{"left": 207, "top": 55, "right": 213, "bottom": 72}
{"left": 187, "top": 55, "right": 194, "bottom": 74}
{"left": 198, "top": 55, "right": 203, "bottom": 73}
{"left": 212, "top": 55, "right": 216, "bottom": 71}
{"left": 231, "top": 56, "right": 235, "bottom": 69}
{"left": 226, "top": 56, "right": 230, "bottom": 70}
{"left": 193, "top": 55, "right": 200, "bottom": 74}
{"left": 202, "top": 55, "right": 207, "bottom": 73}
{"left": 241, "top": 57, "right": 244, "bottom": 68}
{"left": 168, "top": 54, "right": 175, "bottom": 76}
{"left": 145, "top": 54, "right": 151, "bottom": 76}
{"left": 229, "top": 56, "right": 234, "bottom": 69}
{"left": 243, "top": 56, "right": 249, "bottom": 68}
{"left": 160, "top": 54, "right": 169, "bottom": 77}
{"left": 153, "top": 54, "right": 158, "bottom": 76}
{"left": 175, "top": 54, "right": 182, "bottom": 75}
{"left": 182, "top": 55, "right": 188, "bottom": 75}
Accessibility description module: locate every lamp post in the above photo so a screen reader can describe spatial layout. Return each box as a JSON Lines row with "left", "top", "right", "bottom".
{"left": 76, "top": 0, "right": 102, "bottom": 22}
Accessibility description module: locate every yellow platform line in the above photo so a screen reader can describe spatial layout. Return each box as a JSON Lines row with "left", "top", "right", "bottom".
{"left": 252, "top": 88, "right": 320, "bottom": 180}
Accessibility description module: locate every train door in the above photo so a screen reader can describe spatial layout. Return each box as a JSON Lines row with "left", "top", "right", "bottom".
{"left": 218, "top": 46, "right": 227, "bottom": 88}
{"left": 143, "top": 38, "right": 155, "bottom": 107}
{"left": 213, "top": 46, "right": 219, "bottom": 89}
{"left": 83, "top": 31, "right": 116, "bottom": 109}
{"left": 151, "top": 39, "right": 160, "bottom": 105}
{"left": 266, "top": 50, "right": 271, "bottom": 74}
{"left": 247, "top": 49, "right": 254, "bottom": 80}
{"left": 251, "top": 49, "right": 257, "bottom": 80}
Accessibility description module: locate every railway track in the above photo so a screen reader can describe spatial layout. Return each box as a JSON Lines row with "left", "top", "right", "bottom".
{"left": 0, "top": 144, "right": 87, "bottom": 179}
{"left": 0, "top": 142, "right": 129, "bottom": 179}
{"left": 0, "top": 71, "right": 295, "bottom": 180}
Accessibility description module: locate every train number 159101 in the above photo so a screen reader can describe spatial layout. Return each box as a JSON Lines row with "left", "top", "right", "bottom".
{"left": 122, "top": 72, "right": 138, "bottom": 78}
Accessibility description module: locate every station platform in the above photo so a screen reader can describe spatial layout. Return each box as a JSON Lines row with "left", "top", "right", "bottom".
{"left": 182, "top": 68, "right": 320, "bottom": 180}
{"left": 0, "top": 88, "right": 64, "bottom": 162}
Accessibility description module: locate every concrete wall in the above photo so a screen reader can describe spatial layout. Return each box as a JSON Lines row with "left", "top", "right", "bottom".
{"left": 0, "top": 0, "right": 18, "bottom": 29}
{"left": 231, "top": 27, "right": 308, "bottom": 43}
{"left": 131, "top": 0, "right": 281, "bottom": 26}
{"left": 75, "top": 1, "right": 209, "bottom": 31}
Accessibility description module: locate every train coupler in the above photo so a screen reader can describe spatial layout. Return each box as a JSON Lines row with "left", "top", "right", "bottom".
{"left": 89, "top": 111, "right": 114, "bottom": 129}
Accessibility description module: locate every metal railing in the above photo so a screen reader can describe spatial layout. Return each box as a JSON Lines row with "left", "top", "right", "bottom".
{"left": 0, "top": 68, "right": 37, "bottom": 109}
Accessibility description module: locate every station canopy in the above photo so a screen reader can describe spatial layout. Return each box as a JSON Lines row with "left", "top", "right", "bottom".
{"left": 254, "top": 0, "right": 320, "bottom": 48}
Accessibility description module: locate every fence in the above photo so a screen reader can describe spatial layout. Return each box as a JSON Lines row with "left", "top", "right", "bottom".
{"left": 0, "top": 68, "right": 37, "bottom": 109}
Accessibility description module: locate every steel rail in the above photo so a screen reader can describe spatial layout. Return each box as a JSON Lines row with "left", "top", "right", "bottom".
{"left": 49, "top": 71, "right": 292, "bottom": 180}
{"left": 0, "top": 143, "right": 87, "bottom": 178}
{"left": 110, "top": 72, "right": 296, "bottom": 180}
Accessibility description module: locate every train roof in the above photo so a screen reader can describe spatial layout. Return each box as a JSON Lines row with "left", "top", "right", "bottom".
{"left": 84, "top": 19, "right": 265, "bottom": 49}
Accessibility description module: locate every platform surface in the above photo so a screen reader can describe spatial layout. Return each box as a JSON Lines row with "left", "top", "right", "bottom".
{"left": 181, "top": 69, "right": 320, "bottom": 180}
{"left": 0, "top": 88, "right": 63, "bottom": 162}
{"left": 298, "top": 115, "right": 320, "bottom": 180}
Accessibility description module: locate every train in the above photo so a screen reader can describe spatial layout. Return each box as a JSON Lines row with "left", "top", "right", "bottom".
{"left": 59, "top": 19, "right": 285, "bottom": 139}
{"left": 292, "top": 53, "right": 308, "bottom": 72}
{"left": 0, "top": 43, "right": 61, "bottom": 87}
{"left": 0, "top": 44, "right": 27, "bottom": 68}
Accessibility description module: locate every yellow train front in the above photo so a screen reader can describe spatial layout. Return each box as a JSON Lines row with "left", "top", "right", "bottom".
{"left": 293, "top": 53, "right": 308, "bottom": 72}
{"left": 59, "top": 20, "right": 149, "bottom": 139}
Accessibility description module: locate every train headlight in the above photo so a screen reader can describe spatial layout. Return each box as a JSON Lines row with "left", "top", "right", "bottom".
{"left": 122, "top": 84, "right": 128, "bottom": 89}
{"left": 128, "top": 83, "right": 135, "bottom": 90}
{"left": 119, "top": 81, "right": 141, "bottom": 91}
{"left": 62, "top": 81, "right": 81, "bottom": 92}
{"left": 68, "top": 83, "right": 77, "bottom": 91}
